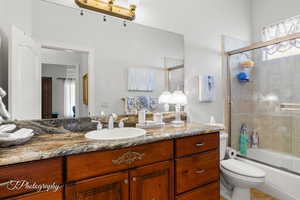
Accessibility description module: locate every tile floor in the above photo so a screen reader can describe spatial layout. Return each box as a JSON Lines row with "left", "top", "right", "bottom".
{"left": 220, "top": 189, "right": 279, "bottom": 200}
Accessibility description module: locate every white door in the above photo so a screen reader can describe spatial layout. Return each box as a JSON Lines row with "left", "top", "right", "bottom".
{"left": 9, "top": 25, "right": 41, "bottom": 120}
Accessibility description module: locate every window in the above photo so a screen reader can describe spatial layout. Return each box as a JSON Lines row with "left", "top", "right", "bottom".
{"left": 262, "top": 15, "right": 300, "bottom": 60}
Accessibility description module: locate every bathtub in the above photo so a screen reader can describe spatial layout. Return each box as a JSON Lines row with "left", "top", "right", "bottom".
{"left": 238, "top": 151, "right": 300, "bottom": 200}
{"left": 246, "top": 148, "right": 300, "bottom": 174}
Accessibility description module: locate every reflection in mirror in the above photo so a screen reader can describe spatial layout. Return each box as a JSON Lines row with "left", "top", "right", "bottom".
{"left": 3, "top": 0, "right": 184, "bottom": 120}
{"left": 41, "top": 48, "right": 89, "bottom": 119}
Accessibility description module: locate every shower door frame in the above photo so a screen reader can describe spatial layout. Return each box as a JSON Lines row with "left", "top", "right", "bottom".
{"left": 224, "top": 32, "right": 300, "bottom": 176}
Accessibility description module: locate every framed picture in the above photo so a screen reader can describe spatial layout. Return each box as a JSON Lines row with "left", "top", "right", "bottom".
{"left": 128, "top": 68, "right": 154, "bottom": 92}
{"left": 199, "top": 75, "right": 215, "bottom": 102}
{"left": 83, "top": 73, "right": 88, "bottom": 105}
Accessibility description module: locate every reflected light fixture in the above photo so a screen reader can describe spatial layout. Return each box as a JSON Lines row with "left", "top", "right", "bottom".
{"left": 75, "top": 0, "right": 138, "bottom": 21}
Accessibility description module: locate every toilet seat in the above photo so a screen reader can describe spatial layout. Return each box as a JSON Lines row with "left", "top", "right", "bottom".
{"left": 221, "top": 159, "right": 266, "bottom": 178}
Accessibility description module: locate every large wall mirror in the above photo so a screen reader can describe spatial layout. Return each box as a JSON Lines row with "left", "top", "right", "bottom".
{"left": 1, "top": 0, "right": 184, "bottom": 120}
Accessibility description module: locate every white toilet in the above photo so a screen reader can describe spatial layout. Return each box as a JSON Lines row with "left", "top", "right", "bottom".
{"left": 220, "top": 132, "right": 266, "bottom": 200}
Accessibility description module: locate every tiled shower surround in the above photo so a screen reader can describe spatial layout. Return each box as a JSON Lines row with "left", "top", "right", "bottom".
{"left": 229, "top": 50, "right": 300, "bottom": 158}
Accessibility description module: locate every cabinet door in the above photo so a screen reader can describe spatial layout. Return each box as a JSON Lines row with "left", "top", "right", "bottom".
{"left": 66, "top": 172, "right": 129, "bottom": 200}
{"left": 130, "top": 161, "right": 174, "bottom": 200}
{"left": 10, "top": 191, "right": 63, "bottom": 200}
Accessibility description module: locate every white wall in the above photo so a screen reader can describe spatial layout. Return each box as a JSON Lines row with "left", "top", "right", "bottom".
{"left": 32, "top": 0, "right": 184, "bottom": 115}
{"left": 134, "top": 0, "right": 252, "bottom": 123}
{"left": 0, "top": 0, "right": 252, "bottom": 122}
{"left": 252, "top": 0, "right": 300, "bottom": 42}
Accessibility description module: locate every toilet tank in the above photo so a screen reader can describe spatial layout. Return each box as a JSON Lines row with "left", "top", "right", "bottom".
{"left": 220, "top": 132, "right": 228, "bottom": 160}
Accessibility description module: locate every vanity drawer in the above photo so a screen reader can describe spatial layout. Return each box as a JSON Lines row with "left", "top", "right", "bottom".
{"left": 176, "top": 182, "right": 219, "bottom": 200}
{"left": 175, "top": 150, "right": 219, "bottom": 194}
{"left": 67, "top": 140, "right": 173, "bottom": 182}
{"left": 0, "top": 158, "right": 63, "bottom": 199}
{"left": 175, "top": 133, "right": 219, "bottom": 158}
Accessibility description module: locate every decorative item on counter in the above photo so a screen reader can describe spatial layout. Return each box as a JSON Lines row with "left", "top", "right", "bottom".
{"left": 136, "top": 120, "right": 165, "bottom": 129}
{"left": 169, "top": 90, "right": 187, "bottom": 127}
{"left": 138, "top": 109, "right": 146, "bottom": 124}
{"left": 0, "top": 124, "right": 34, "bottom": 147}
{"left": 136, "top": 111, "right": 165, "bottom": 129}
{"left": 0, "top": 87, "right": 11, "bottom": 123}
{"left": 239, "top": 123, "right": 249, "bottom": 155}
{"left": 250, "top": 130, "right": 259, "bottom": 148}
{"left": 124, "top": 96, "right": 159, "bottom": 114}
{"left": 153, "top": 113, "right": 163, "bottom": 124}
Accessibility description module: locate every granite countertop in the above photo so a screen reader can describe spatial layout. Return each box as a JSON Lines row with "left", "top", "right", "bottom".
{"left": 0, "top": 123, "right": 224, "bottom": 167}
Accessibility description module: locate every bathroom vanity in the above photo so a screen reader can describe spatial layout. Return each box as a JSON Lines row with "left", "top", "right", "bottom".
{"left": 0, "top": 123, "right": 222, "bottom": 200}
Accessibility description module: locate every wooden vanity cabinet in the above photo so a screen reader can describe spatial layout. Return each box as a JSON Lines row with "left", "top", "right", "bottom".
{"left": 9, "top": 190, "right": 63, "bottom": 200}
{"left": 1, "top": 132, "right": 220, "bottom": 200}
{"left": 65, "top": 161, "right": 174, "bottom": 200}
{"left": 130, "top": 161, "right": 174, "bottom": 200}
{"left": 0, "top": 158, "right": 63, "bottom": 199}
{"left": 175, "top": 132, "right": 220, "bottom": 199}
{"left": 65, "top": 172, "right": 129, "bottom": 200}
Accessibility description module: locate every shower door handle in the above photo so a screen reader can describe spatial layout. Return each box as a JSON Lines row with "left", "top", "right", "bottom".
{"left": 280, "top": 103, "right": 300, "bottom": 111}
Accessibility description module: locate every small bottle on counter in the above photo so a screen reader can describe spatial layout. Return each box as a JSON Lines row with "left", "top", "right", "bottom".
{"left": 138, "top": 109, "right": 146, "bottom": 124}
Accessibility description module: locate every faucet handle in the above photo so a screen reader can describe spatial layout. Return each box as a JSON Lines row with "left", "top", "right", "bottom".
{"left": 109, "top": 113, "right": 118, "bottom": 120}
{"left": 119, "top": 118, "right": 129, "bottom": 128}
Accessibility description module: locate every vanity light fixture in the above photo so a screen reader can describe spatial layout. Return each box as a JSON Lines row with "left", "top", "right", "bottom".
{"left": 159, "top": 91, "right": 172, "bottom": 112}
{"left": 75, "top": 0, "right": 139, "bottom": 21}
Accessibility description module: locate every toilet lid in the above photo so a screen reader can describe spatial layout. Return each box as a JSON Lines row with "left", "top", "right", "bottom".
{"left": 221, "top": 159, "right": 266, "bottom": 178}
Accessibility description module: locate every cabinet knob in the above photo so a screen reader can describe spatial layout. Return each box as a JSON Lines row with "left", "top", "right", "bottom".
{"left": 124, "top": 179, "right": 128, "bottom": 184}
{"left": 195, "top": 142, "right": 205, "bottom": 147}
{"left": 132, "top": 177, "right": 137, "bottom": 182}
{"left": 196, "top": 169, "right": 206, "bottom": 174}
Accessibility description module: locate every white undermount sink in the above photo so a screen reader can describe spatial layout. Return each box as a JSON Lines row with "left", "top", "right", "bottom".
{"left": 85, "top": 128, "right": 146, "bottom": 140}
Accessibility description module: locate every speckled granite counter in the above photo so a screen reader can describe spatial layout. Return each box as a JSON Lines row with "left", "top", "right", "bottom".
{"left": 0, "top": 123, "right": 223, "bottom": 167}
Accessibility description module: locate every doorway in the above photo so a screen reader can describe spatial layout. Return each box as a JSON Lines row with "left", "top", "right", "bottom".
{"left": 40, "top": 45, "right": 91, "bottom": 119}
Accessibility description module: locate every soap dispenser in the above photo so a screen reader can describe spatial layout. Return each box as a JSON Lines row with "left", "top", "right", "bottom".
{"left": 108, "top": 116, "right": 114, "bottom": 130}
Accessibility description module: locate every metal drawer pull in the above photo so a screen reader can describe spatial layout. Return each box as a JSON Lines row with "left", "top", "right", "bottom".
{"left": 196, "top": 169, "right": 206, "bottom": 174}
{"left": 195, "top": 142, "right": 205, "bottom": 147}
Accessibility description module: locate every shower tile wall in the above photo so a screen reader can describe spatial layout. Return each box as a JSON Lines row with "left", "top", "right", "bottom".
{"left": 230, "top": 51, "right": 300, "bottom": 157}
